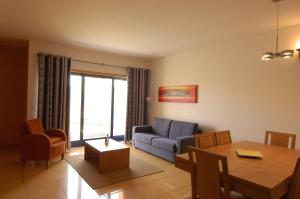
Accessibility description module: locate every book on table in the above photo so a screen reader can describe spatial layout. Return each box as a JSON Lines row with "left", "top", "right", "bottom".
{"left": 236, "top": 149, "right": 263, "bottom": 159}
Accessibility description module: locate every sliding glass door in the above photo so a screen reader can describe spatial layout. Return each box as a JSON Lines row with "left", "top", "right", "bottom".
{"left": 113, "top": 79, "right": 128, "bottom": 137}
{"left": 83, "top": 77, "right": 112, "bottom": 139}
{"left": 69, "top": 73, "right": 127, "bottom": 146}
{"left": 69, "top": 75, "right": 82, "bottom": 143}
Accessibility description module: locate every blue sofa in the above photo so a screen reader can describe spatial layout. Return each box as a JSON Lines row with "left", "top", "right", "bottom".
{"left": 132, "top": 118, "right": 199, "bottom": 162}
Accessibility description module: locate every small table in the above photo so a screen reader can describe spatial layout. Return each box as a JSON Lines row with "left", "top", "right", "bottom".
{"left": 84, "top": 139, "right": 130, "bottom": 173}
{"left": 175, "top": 141, "right": 300, "bottom": 199}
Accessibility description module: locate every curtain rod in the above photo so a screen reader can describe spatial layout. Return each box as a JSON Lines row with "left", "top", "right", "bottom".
{"left": 72, "top": 59, "right": 128, "bottom": 69}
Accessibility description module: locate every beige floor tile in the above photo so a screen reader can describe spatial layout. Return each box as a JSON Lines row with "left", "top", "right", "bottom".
{"left": 157, "top": 175, "right": 190, "bottom": 191}
{"left": 171, "top": 186, "right": 192, "bottom": 199}
{"left": 159, "top": 186, "right": 192, "bottom": 199}
{"left": 159, "top": 192, "right": 182, "bottom": 199}
{"left": 0, "top": 172, "right": 27, "bottom": 199}
{"left": 0, "top": 145, "right": 192, "bottom": 199}
{"left": 97, "top": 187, "right": 147, "bottom": 199}
{"left": 0, "top": 184, "right": 27, "bottom": 199}
{"left": 30, "top": 192, "right": 67, "bottom": 199}
{"left": 134, "top": 180, "right": 171, "bottom": 199}
{"left": 60, "top": 176, "right": 98, "bottom": 199}
{"left": 24, "top": 178, "right": 65, "bottom": 199}
{"left": 95, "top": 181, "right": 133, "bottom": 195}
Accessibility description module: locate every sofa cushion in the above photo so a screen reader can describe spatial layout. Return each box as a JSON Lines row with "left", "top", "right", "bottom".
{"left": 152, "top": 118, "right": 172, "bottom": 138}
{"left": 134, "top": 133, "right": 160, "bottom": 144}
{"left": 169, "top": 120, "right": 198, "bottom": 140}
{"left": 152, "top": 137, "right": 177, "bottom": 152}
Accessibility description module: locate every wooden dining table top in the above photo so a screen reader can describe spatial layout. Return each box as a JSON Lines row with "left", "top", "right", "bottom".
{"left": 177, "top": 141, "right": 300, "bottom": 191}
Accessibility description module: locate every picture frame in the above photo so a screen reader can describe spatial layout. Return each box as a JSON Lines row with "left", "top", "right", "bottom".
{"left": 158, "top": 85, "right": 198, "bottom": 103}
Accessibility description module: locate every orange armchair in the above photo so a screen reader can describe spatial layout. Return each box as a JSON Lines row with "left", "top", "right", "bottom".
{"left": 21, "top": 118, "right": 67, "bottom": 169}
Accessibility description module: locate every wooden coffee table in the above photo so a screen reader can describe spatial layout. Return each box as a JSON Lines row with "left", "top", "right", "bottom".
{"left": 84, "top": 139, "right": 130, "bottom": 173}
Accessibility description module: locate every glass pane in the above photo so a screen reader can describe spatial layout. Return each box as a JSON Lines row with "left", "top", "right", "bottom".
{"left": 70, "top": 75, "right": 82, "bottom": 141}
{"left": 113, "top": 79, "right": 127, "bottom": 136}
{"left": 83, "top": 77, "right": 112, "bottom": 139}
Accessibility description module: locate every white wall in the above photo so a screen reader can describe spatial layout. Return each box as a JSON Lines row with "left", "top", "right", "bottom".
{"left": 150, "top": 25, "right": 300, "bottom": 147}
{"left": 28, "top": 40, "right": 149, "bottom": 119}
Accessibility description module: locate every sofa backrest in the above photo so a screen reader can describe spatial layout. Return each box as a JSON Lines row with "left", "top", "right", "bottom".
{"left": 152, "top": 118, "right": 172, "bottom": 137}
{"left": 168, "top": 120, "right": 198, "bottom": 139}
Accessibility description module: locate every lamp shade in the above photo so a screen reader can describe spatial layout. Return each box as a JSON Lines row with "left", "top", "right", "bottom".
{"left": 280, "top": 50, "right": 294, "bottom": 59}
{"left": 261, "top": 52, "right": 274, "bottom": 61}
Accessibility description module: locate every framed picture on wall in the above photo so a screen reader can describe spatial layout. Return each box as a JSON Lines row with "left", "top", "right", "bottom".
{"left": 158, "top": 85, "right": 198, "bottom": 103}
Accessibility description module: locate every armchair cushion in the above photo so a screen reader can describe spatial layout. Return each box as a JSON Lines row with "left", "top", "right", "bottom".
{"left": 176, "top": 136, "right": 195, "bottom": 154}
{"left": 49, "top": 136, "right": 64, "bottom": 144}
{"left": 152, "top": 137, "right": 177, "bottom": 152}
{"left": 152, "top": 118, "right": 172, "bottom": 137}
{"left": 169, "top": 120, "right": 198, "bottom": 140}
{"left": 23, "top": 119, "right": 44, "bottom": 134}
{"left": 134, "top": 133, "right": 160, "bottom": 144}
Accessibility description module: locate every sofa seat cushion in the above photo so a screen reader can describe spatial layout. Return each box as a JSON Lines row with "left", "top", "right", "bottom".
{"left": 169, "top": 120, "right": 198, "bottom": 140}
{"left": 49, "top": 136, "right": 64, "bottom": 144}
{"left": 152, "top": 138, "right": 177, "bottom": 152}
{"left": 134, "top": 133, "right": 160, "bottom": 144}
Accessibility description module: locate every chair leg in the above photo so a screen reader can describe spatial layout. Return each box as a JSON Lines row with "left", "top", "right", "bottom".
{"left": 61, "top": 153, "right": 64, "bottom": 160}
{"left": 45, "top": 160, "right": 49, "bottom": 169}
{"left": 22, "top": 160, "right": 26, "bottom": 167}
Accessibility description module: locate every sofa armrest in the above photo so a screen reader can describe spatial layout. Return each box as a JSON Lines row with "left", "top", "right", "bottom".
{"left": 132, "top": 125, "right": 152, "bottom": 134}
{"left": 176, "top": 136, "right": 195, "bottom": 154}
{"left": 45, "top": 129, "right": 67, "bottom": 141}
{"left": 20, "top": 134, "right": 52, "bottom": 160}
{"left": 132, "top": 125, "right": 152, "bottom": 144}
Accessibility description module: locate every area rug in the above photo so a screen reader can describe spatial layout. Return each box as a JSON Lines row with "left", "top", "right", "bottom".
{"left": 65, "top": 154, "right": 163, "bottom": 189}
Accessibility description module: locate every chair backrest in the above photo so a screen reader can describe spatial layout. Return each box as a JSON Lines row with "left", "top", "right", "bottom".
{"left": 23, "top": 119, "right": 45, "bottom": 135}
{"left": 215, "top": 130, "right": 232, "bottom": 145}
{"left": 188, "top": 147, "right": 231, "bottom": 199}
{"left": 194, "top": 132, "right": 217, "bottom": 149}
{"left": 265, "top": 131, "right": 296, "bottom": 149}
{"left": 287, "top": 158, "right": 300, "bottom": 199}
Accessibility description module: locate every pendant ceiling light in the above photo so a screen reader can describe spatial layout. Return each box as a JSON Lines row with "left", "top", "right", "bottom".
{"left": 261, "top": 0, "right": 294, "bottom": 61}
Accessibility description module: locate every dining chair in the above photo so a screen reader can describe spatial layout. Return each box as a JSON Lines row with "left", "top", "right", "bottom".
{"left": 286, "top": 158, "right": 300, "bottom": 199}
{"left": 215, "top": 130, "right": 232, "bottom": 146}
{"left": 265, "top": 131, "right": 296, "bottom": 149}
{"left": 188, "top": 146, "right": 245, "bottom": 199}
{"left": 194, "top": 132, "right": 217, "bottom": 149}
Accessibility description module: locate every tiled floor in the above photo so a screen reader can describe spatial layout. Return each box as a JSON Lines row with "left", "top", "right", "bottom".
{"left": 0, "top": 145, "right": 191, "bottom": 199}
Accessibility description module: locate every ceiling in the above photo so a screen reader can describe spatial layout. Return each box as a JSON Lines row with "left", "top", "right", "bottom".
{"left": 1, "top": 0, "right": 300, "bottom": 59}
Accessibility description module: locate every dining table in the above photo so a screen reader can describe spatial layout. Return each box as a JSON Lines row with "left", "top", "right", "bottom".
{"left": 175, "top": 141, "right": 300, "bottom": 199}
